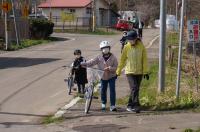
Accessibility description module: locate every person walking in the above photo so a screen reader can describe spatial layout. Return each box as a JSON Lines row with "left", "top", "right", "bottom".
{"left": 116, "top": 30, "right": 149, "bottom": 113}
{"left": 81, "top": 41, "right": 118, "bottom": 112}
{"left": 120, "top": 31, "right": 127, "bottom": 52}
{"left": 138, "top": 21, "right": 144, "bottom": 39}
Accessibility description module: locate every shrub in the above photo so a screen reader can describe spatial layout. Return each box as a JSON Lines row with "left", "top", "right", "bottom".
{"left": 29, "top": 19, "right": 54, "bottom": 39}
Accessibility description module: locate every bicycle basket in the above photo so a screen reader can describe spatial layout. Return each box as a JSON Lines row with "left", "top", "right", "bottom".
{"left": 87, "top": 68, "right": 104, "bottom": 83}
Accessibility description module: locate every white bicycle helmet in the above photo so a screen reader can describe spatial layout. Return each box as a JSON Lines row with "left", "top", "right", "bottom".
{"left": 99, "top": 41, "right": 110, "bottom": 49}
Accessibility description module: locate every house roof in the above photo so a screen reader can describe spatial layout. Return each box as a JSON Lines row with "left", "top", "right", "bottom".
{"left": 38, "top": 0, "right": 92, "bottom": 8}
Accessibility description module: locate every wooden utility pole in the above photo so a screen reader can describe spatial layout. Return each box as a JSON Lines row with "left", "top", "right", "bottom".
{"left": 92, "top": 0, "right": 96, "bottom": 32}
{"left": 11, "top": 0, "right": 19, "bottom": 46}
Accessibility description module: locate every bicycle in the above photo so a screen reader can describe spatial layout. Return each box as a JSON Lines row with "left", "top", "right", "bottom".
{"left": 84, "top": 67, "right": 104, "bottom": 114}
{"left": 64, "top": 73, "right": 74, "bottom": 95}
{"left": 63, "top": 65, "right": 74, "bottom": 95}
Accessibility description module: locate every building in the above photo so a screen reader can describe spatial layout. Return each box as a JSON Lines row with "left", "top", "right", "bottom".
{"left": 38, "top": 0, "right": 119, "bottom": 27}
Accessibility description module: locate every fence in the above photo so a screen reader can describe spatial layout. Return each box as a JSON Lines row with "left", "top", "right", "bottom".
{"left": 52, "top": 16, "right": 92, "bottom": 30}
{"left": 0, "top": 18, "right": 29, "bottom": 42}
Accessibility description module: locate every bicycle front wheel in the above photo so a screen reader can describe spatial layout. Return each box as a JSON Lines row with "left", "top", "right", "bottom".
{"left": 84, "top": 85, "right": 94, "bottom": 114}
{"left": 68, "top": 77, "right": 73, "bottom": 95}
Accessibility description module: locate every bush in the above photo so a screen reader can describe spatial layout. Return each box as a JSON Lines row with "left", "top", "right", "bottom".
{"left": 29, "top": 19, "right": 54, "bottom": 39}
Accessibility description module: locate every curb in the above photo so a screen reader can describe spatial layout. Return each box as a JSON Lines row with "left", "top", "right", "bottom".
{"left": 54, "top": 97, "right": 81, "bottom": 118}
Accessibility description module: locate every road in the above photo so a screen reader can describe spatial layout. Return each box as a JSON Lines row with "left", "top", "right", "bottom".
{"left": 0, "top": 29, "right": 160, "bottom": 131}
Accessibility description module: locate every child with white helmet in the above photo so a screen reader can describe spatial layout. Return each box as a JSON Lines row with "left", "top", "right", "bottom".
{"left": 81, "top": 41, "right": 118, "bottom": 112}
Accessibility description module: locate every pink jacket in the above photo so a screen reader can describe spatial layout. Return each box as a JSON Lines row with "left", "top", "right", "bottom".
{"left": 84, "top": 53, "right": 118, "bottom": 80}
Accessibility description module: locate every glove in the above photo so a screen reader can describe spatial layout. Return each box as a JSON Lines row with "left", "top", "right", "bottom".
{"left": 144, "top": 74, "right": 149, "bottom": 80}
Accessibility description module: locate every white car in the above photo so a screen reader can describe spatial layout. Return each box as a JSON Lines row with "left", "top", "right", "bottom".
{"left": 154, "top": 15, "right": 178, "bottom": 31}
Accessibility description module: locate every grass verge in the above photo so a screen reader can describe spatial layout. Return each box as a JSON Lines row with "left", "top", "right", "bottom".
{"left": 54, "top": 28, "right": 116, "bottom": 35}
{"left": 117, "top": 30, "right": 200, "bottom": 111}
{"left": 184, "top": 128, "right": 200, "bottom": 132}
{"left": 117, "top": 61, "right": 200, "bottom": 111}
{"left": 7, "top": 37, "right": 62, "bottom": 51}
{"left": 42, "top": 115, "right": 64, "bottom": 124}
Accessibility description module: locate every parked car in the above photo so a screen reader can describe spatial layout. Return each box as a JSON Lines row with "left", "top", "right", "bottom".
{"left": 154, "top": 14, "right": 178, "bottom": 31}
{"left": 115, "top": 19, "right": 133, "bottom": 31}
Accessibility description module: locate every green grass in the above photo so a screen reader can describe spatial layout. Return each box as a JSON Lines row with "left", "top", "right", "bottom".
{"left": 7, "top": 37, "right": 58, "bottom": 51}
{"left": 167, "top": 32, "right": 179, "bottom": 46}
{"left": 184, "top": 128, "right": 200, "bottom": 132}
{"left": 42, "top": 115, "right": 64, "bottom": 124}
{"left": 54, "top": 28, "right": 116, "bottom": 35}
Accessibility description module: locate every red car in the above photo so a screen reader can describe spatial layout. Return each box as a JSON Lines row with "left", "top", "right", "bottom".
{"left": 115, "top": 19, "right": 133, "bottom": 31}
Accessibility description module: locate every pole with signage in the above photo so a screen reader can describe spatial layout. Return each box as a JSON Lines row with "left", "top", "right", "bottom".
{"left": 2, "top": 1, "right": 11, "bottom": 50}
{"left": 188, "top": 19, "right": 199, "bottom": 92}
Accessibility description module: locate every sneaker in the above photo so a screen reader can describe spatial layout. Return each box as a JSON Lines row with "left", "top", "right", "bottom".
{"left": 132, "top": 107, "right": 140, "bottom": 113}
{"left": 126, "top": 107, "right": 132, "bottom": 112}
{"left": 110, "top": 106, "right": 117, "bottom": 112}
{"left": 101, "top": 104, "right": 106, "bottom": 111}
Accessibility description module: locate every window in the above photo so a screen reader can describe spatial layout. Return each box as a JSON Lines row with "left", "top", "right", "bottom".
{"left": 69, "top": 9, "right": 75, "bottom": 13}
{"left": 86, "top": 8, "right": 91, "bottom": 14}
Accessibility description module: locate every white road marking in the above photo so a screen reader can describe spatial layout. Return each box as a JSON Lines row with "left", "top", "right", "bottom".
{"left": 146, "top": 35, "right": 160, "bottom": 49}
{"left": 50, "top": 90, "right": 66, "bottom": 98}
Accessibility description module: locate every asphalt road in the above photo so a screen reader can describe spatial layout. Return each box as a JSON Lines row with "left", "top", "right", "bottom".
{"left": 0, "top": 29, "right": 159, "bottom": 131}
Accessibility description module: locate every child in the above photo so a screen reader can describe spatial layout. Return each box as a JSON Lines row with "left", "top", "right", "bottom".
{"left": 71, "top": 49, "right": 88, "bottom": 94}
{"left": 81, "top": 41, "right": 118, "bottom": 112}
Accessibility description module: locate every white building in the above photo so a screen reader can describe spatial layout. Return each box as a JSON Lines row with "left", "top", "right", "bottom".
{"left": 38, "top": 0, "right": 118, "bottom": 27}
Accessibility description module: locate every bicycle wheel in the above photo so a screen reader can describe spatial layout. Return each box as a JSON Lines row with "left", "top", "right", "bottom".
{"left": 67, "top": 77, "right": 73, "bottom": 95}
{"left": 84, "top": 85, "right": 94, "bottom": 114}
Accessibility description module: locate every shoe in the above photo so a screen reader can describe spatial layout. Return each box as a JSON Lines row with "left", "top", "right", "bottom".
{"left": 101, "top": 104, "right": 106, "bottom": 111}
{"left": 132, "top": 107, "right": 140, "bottom": 113}
{"left": 110, "top": 106, "right": 117, "bottom": 112}
{"left": 126, "top": 107, "right": 132, "bottom": 112}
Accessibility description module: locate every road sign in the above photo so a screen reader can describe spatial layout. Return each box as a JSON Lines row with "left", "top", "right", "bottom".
{"left": 187, "top": 20, "right": 200, "bottom": 42}
{"left": 61, "top": 12, "right": 76, "bottom": 22}
{"left": 1, "top": 2, "right": 11, "bottom": 12}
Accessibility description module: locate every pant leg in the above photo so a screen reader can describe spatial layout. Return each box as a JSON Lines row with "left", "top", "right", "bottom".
{"left": 100, "top": 79, "right": 108, "bottom": 105}
{"left": 138, "top": 29, "right": 142, "bottom": 38}
{"left": 81, "top": 84, "right": 85, "bottom": 94}
{"left": 133, "top": 75, "right": 143, "bottom": 106}
{"left": 126, "top": 75, "right": 135, "bottom": 107}
{"left": 108, "top": 77, "right": 116, "bottom": 106}
{"left": 126, "top": 75, "right": 142, "bottom": 108}
{"left": 77, "top": 84, "right": 81, "bottom": 93}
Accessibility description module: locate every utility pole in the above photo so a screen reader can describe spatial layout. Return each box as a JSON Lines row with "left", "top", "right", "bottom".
{"left": 158, "top": 0, "right": 166, "bottom": 93}
{"left": 176, "top": 0, "right": 178, "bottom": 21}
{"left": 49, "top": 0, "right": 52, "bottom": 21}
{"left": 92, "top": 0, "right": 96, "bottom": 32}
{"left": 34, "top": 0, "right": 37, "bottom": 18}
{"left": 11, "top": 0, "right": 19, "bottom": 46}
{"left": 107, "top": 0, "right": 110, "bottom": 26}
{"left": 176, "top": 0, "right": 185, "bottom": 99}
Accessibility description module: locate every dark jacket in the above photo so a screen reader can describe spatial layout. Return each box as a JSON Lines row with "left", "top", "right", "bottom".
{"left": 72, "top": 57, "right": 88, "bottom": 84}
{"left": 120, "top": 36, "right": 127, "bottom": 46}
